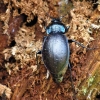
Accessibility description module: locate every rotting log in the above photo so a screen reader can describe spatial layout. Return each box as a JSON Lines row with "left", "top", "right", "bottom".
{"left": 77, "top": 38, "right": 100, "bottom": 100}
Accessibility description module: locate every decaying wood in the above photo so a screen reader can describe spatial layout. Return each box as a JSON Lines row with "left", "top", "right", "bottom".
{"left": 0, "top": 0, "right": 100, "bottom": 100}
{"left": 77, "top": 37, "right": 100, "bottom": 100}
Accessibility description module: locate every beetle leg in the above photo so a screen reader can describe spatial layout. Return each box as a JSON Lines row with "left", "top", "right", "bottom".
{"left": 68, "top": 39, "right": 87, "bottom": 48}
{"left": 36, "top": 50, "right": 42, "bottom": 68}
{"left": 36, "top": 50, "right": 42, "bottom": 54}
{"left": 68, "top": 39, "right": 96, "bottom": 50}
{"left": 43, "top": 36, "right": 47, "bottom": 42}
{"left": 65, "top": 26, "right": 70, "bottom": 33}
{"left": 68, "top": 63, "right": 77, "bottom": 100}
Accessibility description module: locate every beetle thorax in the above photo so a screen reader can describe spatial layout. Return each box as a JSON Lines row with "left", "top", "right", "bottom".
{"left": 46, "top": 24, "right": 66, "bottom": 34}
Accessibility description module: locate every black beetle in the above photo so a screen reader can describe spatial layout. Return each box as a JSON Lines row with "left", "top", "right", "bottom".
{"left": 36, "top": 18, "right": 70, "bottom": 83}
{"left": 36, "top": 18, "right": 92, "bottom": 83}
{"left": 42, "top": 18, "right": 70, "bottom": 83}
{"left": 36, "top": 18, "right": 77, "bottom": 99}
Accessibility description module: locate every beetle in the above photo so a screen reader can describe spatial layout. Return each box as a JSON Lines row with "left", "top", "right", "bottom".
{"left": 36, "top": 18, "right": 78, "bottom": 99}
{"left": 36, "top": 18, "right": 93, "bottom": 83}
{"left": 36, "top": 18, "right": 97, "bottom": 100}
{"left": 42, "top": 18, "right": 70, "bottom": 83}
{"left": 36, "top": 18, "right": 70, "bottom": 83}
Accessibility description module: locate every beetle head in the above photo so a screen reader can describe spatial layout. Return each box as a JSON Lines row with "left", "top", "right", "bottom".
{"left": 51, "top": 18, "right": 61, "bottom": 23}
{"left": 46, "top": 18, "right": 69, "bottom": 34}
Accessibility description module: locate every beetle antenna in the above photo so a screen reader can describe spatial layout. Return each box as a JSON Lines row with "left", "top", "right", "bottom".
{"left": 68, "top": 63, "right": 77, "bottom": 100}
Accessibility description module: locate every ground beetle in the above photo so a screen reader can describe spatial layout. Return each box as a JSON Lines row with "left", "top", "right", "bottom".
{"left": 36, "top": 17, "right": 96, "bottom": 100}
{"left": 42, "top": 18, "right": 70, "bottom": 83}
{"left": 36, "top": 18, "right": 70, "bottom": 83}
{"left": 36, "top": 18, "right": 77, "bottom": 99}
{"left": 36, "top": 18, "right": 90, "bottom": 83}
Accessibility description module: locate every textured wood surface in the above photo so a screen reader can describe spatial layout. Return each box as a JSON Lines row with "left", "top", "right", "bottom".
{"left": 77, "top": 36, "right": 100, "bottom": 100}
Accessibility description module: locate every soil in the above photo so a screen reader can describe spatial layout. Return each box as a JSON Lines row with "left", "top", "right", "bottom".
{"left": 0, "top": 0, "right": 100, "bottom": 100}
